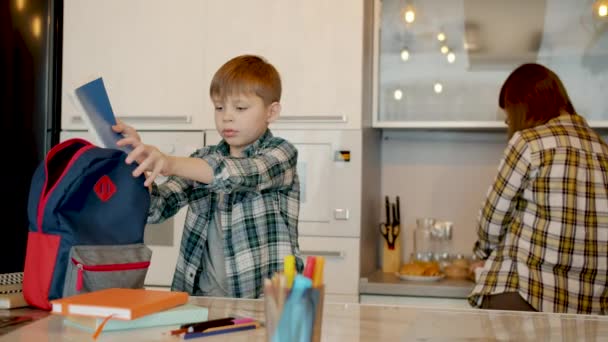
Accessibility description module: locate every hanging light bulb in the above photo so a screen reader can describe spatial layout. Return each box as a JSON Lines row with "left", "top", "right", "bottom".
{"left": 394, "top": 89, "right": 403, "bottom": 101}
{"left": 404, "top": 7, "right": 416, "bottom": 23}
{"left": 440, "top": 45, "right": 449, "bottom": 54}
{"left": 437, "top": 32, "right": 446, "bottom": 42}
{"left": 400, "top": 48, "right": 410, "bottom": 61}
{"left": 32, "top": 15, "right": 41, "bottom": 38}
{"left": 16, "top": 0, "right": 25, "bottom": 11}
{"left": 593, "top": 1, "right": 608, "bottom": 17}
{"left": 447, "top": 52, "right": 456, "bottom": 63}
{"left": 433, "top": 83, "right": 443, "bottom": 94}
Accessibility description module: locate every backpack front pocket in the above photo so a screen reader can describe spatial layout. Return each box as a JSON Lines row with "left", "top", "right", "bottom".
{"left": 62, "top": 244, "right": 152, "bottom": 298}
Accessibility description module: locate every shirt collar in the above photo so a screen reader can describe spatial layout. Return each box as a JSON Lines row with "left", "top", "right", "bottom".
{"left": 548, "top": 113, "right": 587, "bottom": 127}
{"left": 216, "top": 129, "right": 273, "bottom": 157}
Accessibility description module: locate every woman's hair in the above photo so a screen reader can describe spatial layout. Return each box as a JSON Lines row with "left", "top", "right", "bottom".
{"left": 499, "top": 63, "right": 576, "bottom": 137}
{"left": 210, "top": 54, "right": 281, "bottom": 106}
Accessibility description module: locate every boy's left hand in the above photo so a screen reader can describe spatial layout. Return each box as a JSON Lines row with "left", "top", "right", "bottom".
{"left": 125, "top": 143, "right": 170, "bottom": 187}
{"left": 114, "top": 120, "right": 171, "bottom": 186}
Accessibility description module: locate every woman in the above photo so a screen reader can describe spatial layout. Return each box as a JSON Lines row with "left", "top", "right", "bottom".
{"left": 469, "top": 63, "right": 608, "bottom": 314}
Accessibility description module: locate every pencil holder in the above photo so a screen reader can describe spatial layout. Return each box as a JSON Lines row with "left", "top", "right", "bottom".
{"left": 265, "top": 285, "right": 325, "bottom": 342}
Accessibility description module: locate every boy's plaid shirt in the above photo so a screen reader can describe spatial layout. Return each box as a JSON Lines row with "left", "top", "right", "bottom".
{"left": 469, "top": 115, "right": 608, "bottom": 314}
{"left": 148, "top": 130, "right": 302, "bottom": 298}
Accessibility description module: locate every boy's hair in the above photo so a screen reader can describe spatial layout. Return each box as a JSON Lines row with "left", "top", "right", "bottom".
{"left": 210, "top": 55, "right": 282, "bottom": 106}
{"left": 499, "top": 63, "right": 576, "bottom": 138}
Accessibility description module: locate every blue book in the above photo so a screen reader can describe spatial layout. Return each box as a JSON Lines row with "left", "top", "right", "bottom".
{"left": 63, "top": 303, "right": 208, "bottom": 332}
{"left": 73, "top": 77, "right": 132, "bottom": 153}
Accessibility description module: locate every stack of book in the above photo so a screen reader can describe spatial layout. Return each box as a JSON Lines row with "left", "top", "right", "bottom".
{"left": 0, "top": 272, "right": 27, "bottom": 309}
{"left": 50, "top": 288, "right": 208, "bottom": 337}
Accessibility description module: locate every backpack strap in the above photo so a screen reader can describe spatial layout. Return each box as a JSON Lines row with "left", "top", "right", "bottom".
{"left": 35, "top": 138, "right": 94, "bottom": 233}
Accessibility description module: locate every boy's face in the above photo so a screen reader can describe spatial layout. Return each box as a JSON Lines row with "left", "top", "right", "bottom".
{"left": 213, "top": 92, "right": 280, "bottom": 157}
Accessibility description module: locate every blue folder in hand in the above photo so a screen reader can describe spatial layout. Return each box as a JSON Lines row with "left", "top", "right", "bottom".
{"left": 74, "top": 77, "right": 132, "bottom": 153}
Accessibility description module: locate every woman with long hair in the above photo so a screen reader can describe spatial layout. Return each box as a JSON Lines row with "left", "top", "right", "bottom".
{"left": 469, "top": 63, "right": 608, "bottom": 314}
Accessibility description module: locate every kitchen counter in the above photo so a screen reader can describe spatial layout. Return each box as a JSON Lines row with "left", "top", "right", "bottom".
{"left": 1, "top": 296, "right": 607, "bottom": 341}
{"left": 360, "top": 269, "right": 475, "bottom": 298}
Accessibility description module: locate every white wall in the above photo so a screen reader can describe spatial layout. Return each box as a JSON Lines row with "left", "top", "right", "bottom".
{"left": 380, "top": 130, "right": 509, "bottom": 263}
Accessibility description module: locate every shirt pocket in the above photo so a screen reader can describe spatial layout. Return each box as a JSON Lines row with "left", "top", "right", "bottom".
{"left": 62, "top": 243, "right": 152, "bottom": 298}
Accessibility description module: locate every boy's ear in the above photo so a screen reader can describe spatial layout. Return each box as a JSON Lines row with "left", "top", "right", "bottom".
{"left": 266, "top": 102, "right": 281, "bottom": 123}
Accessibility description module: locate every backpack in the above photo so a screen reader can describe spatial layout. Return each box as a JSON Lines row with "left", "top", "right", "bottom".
{"left": 23, "top": 138, "right": 152, "bottom": 310}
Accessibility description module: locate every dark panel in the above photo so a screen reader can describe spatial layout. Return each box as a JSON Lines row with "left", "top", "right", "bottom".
{"left": 0, "top": 0, "right": 62, "bottom": 273}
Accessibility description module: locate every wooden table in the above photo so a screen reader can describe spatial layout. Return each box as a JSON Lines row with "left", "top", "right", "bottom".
{"left": 0, "top": 296, "right": 606, "bottom": 341}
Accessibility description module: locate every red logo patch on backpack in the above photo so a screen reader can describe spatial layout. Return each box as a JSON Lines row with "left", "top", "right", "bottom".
{"left": 94, "top": 175, "right": 116, "bottom": 202}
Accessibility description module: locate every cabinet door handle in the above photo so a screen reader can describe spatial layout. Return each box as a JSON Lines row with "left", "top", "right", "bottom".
{"left": 275, "top": 115, "right": 346, "bottom": 123}
{"left": 71, "top": 115, "right": 192, "bottom": 124}
{"left": 300, "top": 250, "right": 344, "bottom": 258}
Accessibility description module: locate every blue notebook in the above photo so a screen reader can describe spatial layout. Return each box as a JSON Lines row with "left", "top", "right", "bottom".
{"left": 74, "top": 77, "right": 132, "bottom": 153}
{"left": 63, "top": 303, "right": 208, "bottom": 332}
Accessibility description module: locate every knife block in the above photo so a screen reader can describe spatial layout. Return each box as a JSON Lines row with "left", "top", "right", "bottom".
{"left": 382, "top": 237, "right": 401, "bottom": 273}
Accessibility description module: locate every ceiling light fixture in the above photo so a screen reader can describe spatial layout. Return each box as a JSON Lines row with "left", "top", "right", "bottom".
{"left": 440, "top": 45, "right": 449, "bottom": 54}
{"left": 437, "top": 32, "right": 446, "bottom": 42}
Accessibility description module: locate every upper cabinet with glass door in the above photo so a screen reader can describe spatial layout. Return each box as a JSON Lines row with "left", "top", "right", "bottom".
{"left": 373, "top": 0, "right": 608, "bottom": 128}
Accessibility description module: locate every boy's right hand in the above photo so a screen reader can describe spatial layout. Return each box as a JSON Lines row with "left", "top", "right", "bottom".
{"left": 112, "top": 119, "right": 141, "bottom": 144}
{"left": 113, "top": 120, "right": 171, "bottom": 187}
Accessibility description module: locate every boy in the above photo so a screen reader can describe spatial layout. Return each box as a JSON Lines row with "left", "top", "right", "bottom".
{"left": 113, "top": 55, "right": 302, "bottom": 298}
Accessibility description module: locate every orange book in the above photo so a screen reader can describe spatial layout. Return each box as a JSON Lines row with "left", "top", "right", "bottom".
{"left": 50, "top": 288, "right": 188, "bottom": 320}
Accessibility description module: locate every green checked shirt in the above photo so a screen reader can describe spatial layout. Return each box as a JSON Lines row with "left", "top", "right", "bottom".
{"left": 148, "top": 130, "right": 302, "bottom": 298}
{"left": 469, "top": 114, "right": 608, "bottom": 314}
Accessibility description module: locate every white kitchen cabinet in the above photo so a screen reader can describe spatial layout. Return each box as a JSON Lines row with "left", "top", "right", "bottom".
{"left": 299, "top": 236, "right": 360, "bottom": 303}
{"left": 62, "top": 0, "right": 209, "bottom": 131}
{"left": 360, "top": 295, "right": 470, "bottom": 309}
{"left": 202, "top": 0, "right": 365, "bottom": 130}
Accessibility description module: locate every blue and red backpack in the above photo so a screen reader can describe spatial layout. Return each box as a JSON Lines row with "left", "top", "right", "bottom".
{"left": 23, "top": 138, "right": 151, "bottom": 310}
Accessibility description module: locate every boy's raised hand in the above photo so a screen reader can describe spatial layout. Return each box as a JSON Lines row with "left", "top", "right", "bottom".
{"left": 113, "top": 120, "right": 170, "bottom": 187}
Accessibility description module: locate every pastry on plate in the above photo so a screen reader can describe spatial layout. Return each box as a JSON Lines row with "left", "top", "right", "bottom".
{"left": 400, "top": 261, "right": 441, "bottom": 277}
{"left": 400, "top": 262, "right": 426, "bottom": 276}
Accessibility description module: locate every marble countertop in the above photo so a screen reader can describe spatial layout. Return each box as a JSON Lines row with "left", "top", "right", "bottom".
{"left": 360, "top": 270, "right": 475, "bottom": 298}
{"left": 1, "top": 296, "right": 607, "bottom": 341}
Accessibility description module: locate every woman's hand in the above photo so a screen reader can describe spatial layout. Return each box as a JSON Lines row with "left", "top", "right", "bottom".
{"left": 468, "top": 260, "right": 485, "bottom": 281}
{"left": 469, "top": 260, "right": 485, "bottom": 273}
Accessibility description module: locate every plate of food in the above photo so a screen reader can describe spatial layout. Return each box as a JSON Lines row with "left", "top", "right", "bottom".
{"left": 398, "top": 261, "right": 445, "bottom": 282}
{"left": 397, "top": 273, "right": 445, "bottom": 282}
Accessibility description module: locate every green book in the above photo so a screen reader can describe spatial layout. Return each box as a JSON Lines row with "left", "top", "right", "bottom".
{"left": 63, "top": 303, "right": 208, "bottom": 332}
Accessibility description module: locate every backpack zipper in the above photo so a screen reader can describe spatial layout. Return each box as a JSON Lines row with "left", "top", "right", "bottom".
{"left": 71, "top": 258, "right": 151, "bottom": 291}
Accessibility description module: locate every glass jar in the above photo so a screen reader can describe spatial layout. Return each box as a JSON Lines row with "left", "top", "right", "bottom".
{"left": 433, "top": 221, "right": 453, "bottom": 265}
{"left": 414, "top": 218, "right": 436, "bottom": 262}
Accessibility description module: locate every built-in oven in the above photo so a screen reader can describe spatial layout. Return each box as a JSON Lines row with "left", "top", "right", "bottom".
{"left": 205, "top": 129, "right": 362, "bottom": 238}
